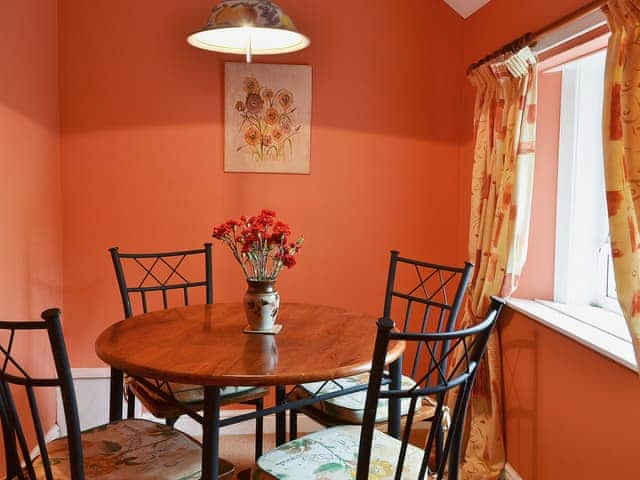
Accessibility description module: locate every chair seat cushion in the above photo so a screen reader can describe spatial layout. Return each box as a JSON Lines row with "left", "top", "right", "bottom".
{"left": 254, "top": 425, "right": 425, "bottom": 479}
{"left": 296, "top": 373, "right": 418, "bottom": 423}
{"left": 30, "top": 419, "right": 220, "bottom": 479}
{"left": 127, "top": 375, "right": 259, "bottom": 404}
{"left": 126, "top": 375, "right": 266, "bottom": 418}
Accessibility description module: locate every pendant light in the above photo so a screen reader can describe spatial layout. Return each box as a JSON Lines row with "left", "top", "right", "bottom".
{"left": 187, "top": 0, "right": 310, "bottom": 63}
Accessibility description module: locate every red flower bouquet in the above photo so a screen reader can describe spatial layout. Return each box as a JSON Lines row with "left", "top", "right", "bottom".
{"left": 212, "top": 209, "right": 303, "bottom": 281}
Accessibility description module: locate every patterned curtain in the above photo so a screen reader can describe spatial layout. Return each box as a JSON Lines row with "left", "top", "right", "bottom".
{"left": 462, "top": 47, "right": 537, "bottom": 480}
{"left": 602, "top": 0, "right": 640, "bottom": 368}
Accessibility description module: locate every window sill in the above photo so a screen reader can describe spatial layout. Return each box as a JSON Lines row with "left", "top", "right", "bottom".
{"left": 506, "top": 298, "right": 637, "bottom": 372}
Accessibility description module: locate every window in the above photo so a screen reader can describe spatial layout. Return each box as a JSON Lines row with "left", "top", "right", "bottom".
{"left": 509, "top": 37, "right": 637, "bottom": 371}
{"left": 552, "top": 49, "right": 619, "bottom": 313}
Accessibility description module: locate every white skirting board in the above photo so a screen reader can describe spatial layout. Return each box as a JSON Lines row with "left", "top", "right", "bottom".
{"left": 57, "top": 368, "right": 140, "bottom": 436}
{"left": 29, "top": 426, "right": 60, "bottom": 460}
{"left": 59, "top": 368, "right": 320, "bottom": 437}
{"left": 503, "top": 463, "right": 523, "bottom": 480}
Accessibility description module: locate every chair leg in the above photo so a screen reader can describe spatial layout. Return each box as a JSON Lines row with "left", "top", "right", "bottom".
{"left": 289, "top": 408, "right": 298, "bottom": 441}
{"left": 238, "top": 468, "right": 252, "bottom": 480}
{"left": 435, "top": 424, "right": 444, "bottom": 468}
{"left": 165, "top": 416, "right": 179, "bottom": 428}
{"left": 255, "top": 398, "right": 264, "bottom": 460}
{"left": 126, "top": 387, "right": 135, "bottom": 419}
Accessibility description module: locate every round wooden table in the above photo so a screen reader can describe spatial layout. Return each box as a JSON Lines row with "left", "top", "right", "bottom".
{"left": 95, "top": 303, "right": 405, "bottom": 480}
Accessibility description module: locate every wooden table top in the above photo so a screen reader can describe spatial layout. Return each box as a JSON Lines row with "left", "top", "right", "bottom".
{"left": 95, "top": 303, "right": 405, "bottom": 386}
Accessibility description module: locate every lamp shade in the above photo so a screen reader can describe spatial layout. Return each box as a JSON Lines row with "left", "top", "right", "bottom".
{"left": 187, "top": 0, "right": 310, "bottom": 56}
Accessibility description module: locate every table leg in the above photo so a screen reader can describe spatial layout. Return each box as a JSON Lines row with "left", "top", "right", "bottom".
{"left": 275, "top": 385, "right": 287, "bottom": 446}
{"left": 109, "top": 367, "right": 123, "bottom": 422}
{"left": 388, "top": 358, "right": 402, "bottom": 439}
{"left": 202, "top": 386, "right": 221, "bottom": 480}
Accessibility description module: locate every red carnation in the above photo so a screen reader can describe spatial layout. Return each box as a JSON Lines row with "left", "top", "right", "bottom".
{"left": 282, "top": 254, "right": 296, "bottom": 268}
{"left": 273, "top": 221, "right": 291, "bottom": 236}
{"left": 268, "top": 232, "right": 284, "bottom": 244}
{"left": 212, "top": 224, "right": 231, "bottom": 239}
{"left": 257, "top": 214, "right": 274, "bottom": 227}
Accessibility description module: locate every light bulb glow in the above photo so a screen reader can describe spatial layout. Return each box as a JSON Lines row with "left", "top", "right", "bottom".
{"left": 187, "top": 27, "right": 310, "bottom": 55}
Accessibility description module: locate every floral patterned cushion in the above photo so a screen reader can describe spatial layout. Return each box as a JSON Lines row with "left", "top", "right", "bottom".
{"left": 29, "top": 419, "right": 218, "bottom": 479}
{"left": 126, "top": 375, "right": 266, "bottom": 418}
{"left": 254, "top": 425, "right": 425, "bottom": 479}
{"left": 127, "top": 375, "right": 259, "bottom": 405}
{"left": 297, "top": 373, "right": 418, "bottom": 423}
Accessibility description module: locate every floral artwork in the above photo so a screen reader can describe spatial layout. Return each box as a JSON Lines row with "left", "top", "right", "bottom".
{"left": 225, "top": 63, "right": 311, "bottom": 174}
{"left": 236, "top": 79, "right": 300, "bottom": 161}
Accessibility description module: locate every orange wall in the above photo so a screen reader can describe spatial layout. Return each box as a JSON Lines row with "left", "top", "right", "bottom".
{"left": 58, "top": 0, "right": 466, "bottom": 366}
{"left": 0, "top": 0, "right": 62, "bottom": 471}
{"left": 515, "top": 69, "right": 561, "bottom": 299}
{"left": 501, "top": 308, "right": 640, "bottom": 478}
{"left": 1, "top": 0, "right": 62, "bottom": 319}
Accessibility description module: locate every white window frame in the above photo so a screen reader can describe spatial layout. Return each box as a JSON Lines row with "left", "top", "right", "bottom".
{"left": 553, "top": 50, "right": 613, "bottom": 311}
{"left": 508, "top": 9, "right": 636, "bottom": 370}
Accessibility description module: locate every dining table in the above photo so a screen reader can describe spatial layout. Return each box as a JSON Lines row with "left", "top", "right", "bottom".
{"left": 95, "top": 302, "right": 405, "bottom": 480}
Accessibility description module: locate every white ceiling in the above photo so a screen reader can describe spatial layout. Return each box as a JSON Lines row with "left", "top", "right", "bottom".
{"left": 443, "top": 0, "right": 491, "bottom": 19}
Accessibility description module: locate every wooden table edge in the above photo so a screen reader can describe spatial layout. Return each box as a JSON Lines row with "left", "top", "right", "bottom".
{"left": 95, "top": 337, "right": 405, "bottom": 386}
{"left": 94, "top": 302, "right": 406, "bottom": 386}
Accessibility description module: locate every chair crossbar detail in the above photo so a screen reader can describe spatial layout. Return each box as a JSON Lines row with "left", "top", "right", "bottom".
{"left": 390, "top": 291, "right": 454, "bottom": 310}
{"left": 133, "top": 254, "right": 191, "bottom": 289}
{"left": 396, "top": 256, "right": 470, "bottom": 273}
{"left": 0, "top": 332, "right": 32, "bottom": 382}
{"left": 126, "top": 281, "right": 208, "bottom": 293}
{"left": 116, "top": 248, "right": 207, "bottom": 258}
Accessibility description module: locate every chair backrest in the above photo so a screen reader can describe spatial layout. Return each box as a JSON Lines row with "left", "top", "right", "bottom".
{"left": 0, "top": 309, "right": 84, "bottom": 480}
{"left": 109, "top": 243, "right": 213, "bottom": 318}
{"left": 383, "top": 250, "right": 473, "bottom": 379}
{"left": 357, "top": 297, "right": 505, "bottom": 480}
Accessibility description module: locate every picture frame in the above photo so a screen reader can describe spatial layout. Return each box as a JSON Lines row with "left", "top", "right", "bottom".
{"left": 224, "top": 62, "right": 312, "bottom": 174}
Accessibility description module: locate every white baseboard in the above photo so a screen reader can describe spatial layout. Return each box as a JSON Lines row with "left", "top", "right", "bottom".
{"left": 57, "top": 368, "right": 140, "bottom": 436}
{"left": 503, "top": 462, "right": 523, "bottom": 480}
{"left": 29, "top": 425, "right": 60, "bottom": 460}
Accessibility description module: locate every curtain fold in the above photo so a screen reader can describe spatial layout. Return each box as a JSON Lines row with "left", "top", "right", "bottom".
{"left": 602, "top": 0, "right": 640, "bottom": 368}
{"left": 462, "top": 47, "right": 538, "bottom": 480}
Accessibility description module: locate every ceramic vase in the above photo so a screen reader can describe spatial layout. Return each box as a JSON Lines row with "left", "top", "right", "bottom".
{"left": 244, "top": 280, "right": 280, "bottom": 331}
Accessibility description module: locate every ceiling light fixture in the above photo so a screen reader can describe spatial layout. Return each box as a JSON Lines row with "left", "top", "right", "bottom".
{"left": 187, "top": 0, "right": 310, "bottom": 63}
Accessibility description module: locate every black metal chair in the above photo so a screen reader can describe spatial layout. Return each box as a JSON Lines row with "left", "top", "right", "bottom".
{"left": 0, "top": 309, "right": 234, "bottom": 479}
{"left": 291, "top": 250, "right": 473, "bottom": 437}
{"left": 110, "top": 244, "right": 266, "bottom": 459}
{"left": 253, "top": 297, "right": 505, "bottom": 480}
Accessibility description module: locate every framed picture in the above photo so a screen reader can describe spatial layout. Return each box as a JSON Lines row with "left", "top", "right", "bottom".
{"left": 224, "top": 62, "right": 312, "bottom": 174}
